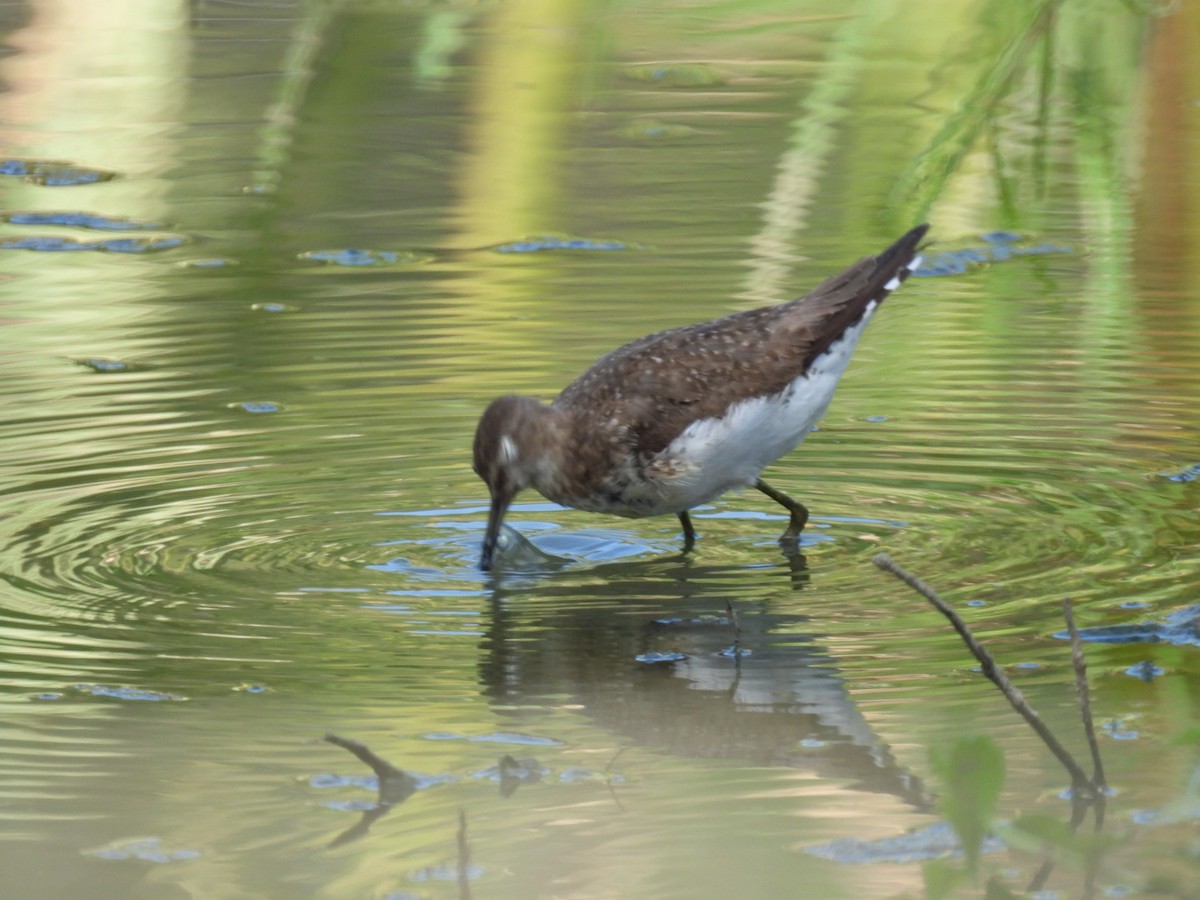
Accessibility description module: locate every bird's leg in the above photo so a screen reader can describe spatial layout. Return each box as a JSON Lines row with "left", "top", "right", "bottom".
{"left": 755, "top": 479, "right": 809, "bottom": 547}
{"left": 678, "top": 510, "right": 696, "bottom": 553}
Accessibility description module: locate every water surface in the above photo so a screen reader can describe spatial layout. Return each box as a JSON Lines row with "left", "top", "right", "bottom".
{"left": 2, "top": 1, "right": 1199, "bottom": 897}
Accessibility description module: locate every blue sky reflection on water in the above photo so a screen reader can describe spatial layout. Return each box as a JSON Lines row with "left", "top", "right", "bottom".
{"left": 1, "top": 1, "right": 1199, "bottom": 897}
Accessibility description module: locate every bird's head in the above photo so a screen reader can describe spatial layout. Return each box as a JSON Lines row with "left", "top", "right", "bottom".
{"left": 472, "top": 395, "right": 558, "bottom": 570}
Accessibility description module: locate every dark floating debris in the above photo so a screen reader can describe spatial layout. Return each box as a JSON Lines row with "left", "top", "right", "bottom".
{"left": 1055, "top": 604, "right": 1200, "bottom": 648}
{"left": 624, "top": 63, "right": 725, "bottom": 87}
{"left": 913, "top": 231, "right": 1073, "bottom": 277}
{"left": 635, "top": 650, "right": 688, "bottom": 664}
{"left": 1124, "top": 661, "right": 1165, "bottom": 682}
{"left": 0, "top": 234, "right": 188, "bottom": 253}
{"left": 0, "top": 210, "right": 161, "bottom": 230}
{"left": 297, "top": 248, "right": 433, "bottom": 267}
{"left": 72, "top": 357, "right": 132, "bottom": 373}
{"left": 0, "top": 158, "right": 117, "bottom": 186}
{"left": 490, "top": 234, "right": 638, "bottom": 253}
{"left": 72, "top": 684, "right": 186, "bottom": 702}
{"left": 319, "top": 733, "right": 455, "bottom": 848}
{"left": 1159, "top": 463, "right": 1200, "bottom": 483}
{"left": 473, "top": 754, "right": 547, "bottom": 798}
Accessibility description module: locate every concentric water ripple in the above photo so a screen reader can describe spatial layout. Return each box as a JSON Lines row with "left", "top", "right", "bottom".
{"left": 2, "top": 4, "right": 1199, "bottom": 896}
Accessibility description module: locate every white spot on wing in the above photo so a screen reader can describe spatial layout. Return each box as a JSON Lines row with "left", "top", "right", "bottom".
{"left": 499, "top": 435, "right": 518, "bottom": 465}
{"left": 885, "top": 252, "right": 922, "bottom": 292}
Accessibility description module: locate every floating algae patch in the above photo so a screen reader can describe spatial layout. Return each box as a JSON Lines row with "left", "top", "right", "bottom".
{"left": 621, "top": 118, "right": 702, "bottom": 142}
{"left": 71, "top": 684, "right": 187, "bottom": 702}
{"left": 177, "top": 257, "right": 240, "bottom": 269}
{"left": 1055, "top": 605, "right": 1200, "bottom": 648}
{"left": 1158, "top": 463, "right": 1200, "bottom": 483}
{"left": 635, "top": 650, "right": 689, "bottom": 664}
{"left": 0, "top": 158, "right": 118, "bottom": 185}
{"left": 230, "top": 401, "right": 282, "bottom": 414}
{"left": 625, "top": 63, "right": 725, "bottom": 87}
{"left": 490, "top": 234, "right": 640, "bottom": 253}
{"left": 0, "top": 210, "right": 163, "bottom": 230}
{"left": 297, "top": 247, "right": 434, "bottom": 267}
{"left": 0, "top": 235, "right": 189, "bottom": 253}
{"left": 83, "top": 837, "right": 200, "bottom": 863}
{"left": 806, "top": 821, "right": 1005, "bottom": 864}
{"left": 71, "top": 357, "right": 135, "bottom": 373}
{"left": 913, "top": 231, "right": 1073, "bottom": 277}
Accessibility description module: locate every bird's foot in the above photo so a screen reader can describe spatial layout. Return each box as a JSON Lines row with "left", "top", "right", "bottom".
{"left": 777, "top": 529, "right": 803, "bottom": 556}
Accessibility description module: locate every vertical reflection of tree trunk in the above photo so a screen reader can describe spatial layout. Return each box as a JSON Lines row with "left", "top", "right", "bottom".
{"left": 457, "top": 0, "right": 585, "bottom": 248}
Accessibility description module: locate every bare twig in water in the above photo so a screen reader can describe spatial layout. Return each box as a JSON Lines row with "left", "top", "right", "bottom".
{"left": 872, "top": 554, "right": 1100, "bottom": 800}
{"left": 323, "top": 734, "right": 418, "bottom": 847}
{"left": 325, "top": 733, "right": 408, "bottom": 782}
{"left": 1062, "top": 597, "right": 1108, "bottom": 816}
{"left": 604, "top": 745, "right": 630, "bottom": 813}
{"left": 604, "top": 745, "right": 630, "bottom": 775}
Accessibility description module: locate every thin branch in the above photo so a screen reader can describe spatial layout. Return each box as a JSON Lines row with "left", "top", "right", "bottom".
{"left": 604, "top": 746, "right": 629, "bottom": 813}
{"left": 1062, "top": 598, "right": 1108, "bottom": 796}
{"left": 872, "top": 554, "right": 1099, "bottom": 799}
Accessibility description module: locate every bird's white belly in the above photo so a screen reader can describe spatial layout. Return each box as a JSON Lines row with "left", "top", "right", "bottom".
{"left": 649, "top": 304, "right": 878, "bottom": 512}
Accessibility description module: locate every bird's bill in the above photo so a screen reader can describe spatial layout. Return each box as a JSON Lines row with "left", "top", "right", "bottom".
{"left": 480, "top": 491, "right": 512, "bottom": 570}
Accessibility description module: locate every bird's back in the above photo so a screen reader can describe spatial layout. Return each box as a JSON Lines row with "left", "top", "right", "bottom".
{"left": 554, "top": 225, "right": 928, "bottom": 462}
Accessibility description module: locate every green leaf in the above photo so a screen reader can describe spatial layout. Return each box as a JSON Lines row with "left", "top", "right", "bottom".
{"left": 922, "top": 858, "right": 967, "bottom": 900}
{"left": 930, "top": 736, "right": 1006, "bottom": 877}
{"left": 1006, "top": 813, "right": 1075, "bottom": 850}
{"left": 1002, "top": 814, "right": 1122, "bottom": 867}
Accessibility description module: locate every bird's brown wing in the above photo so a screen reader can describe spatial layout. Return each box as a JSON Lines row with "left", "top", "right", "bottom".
{"left": 554, "top": 224, "right": 928, "bottom": 458}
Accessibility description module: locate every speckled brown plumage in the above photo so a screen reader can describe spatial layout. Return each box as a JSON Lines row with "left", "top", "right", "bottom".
{"left": 473, "top": 224, "right": 929, "bottom": 569}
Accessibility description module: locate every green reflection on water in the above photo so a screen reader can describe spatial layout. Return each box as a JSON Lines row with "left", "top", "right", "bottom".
{"left": 1, "top": 0, "right": 1198, "bottom": 897}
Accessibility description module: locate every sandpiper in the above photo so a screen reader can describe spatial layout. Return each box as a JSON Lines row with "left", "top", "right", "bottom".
{"left": 473, "top": 224, "right": 929, "bottom": 569}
